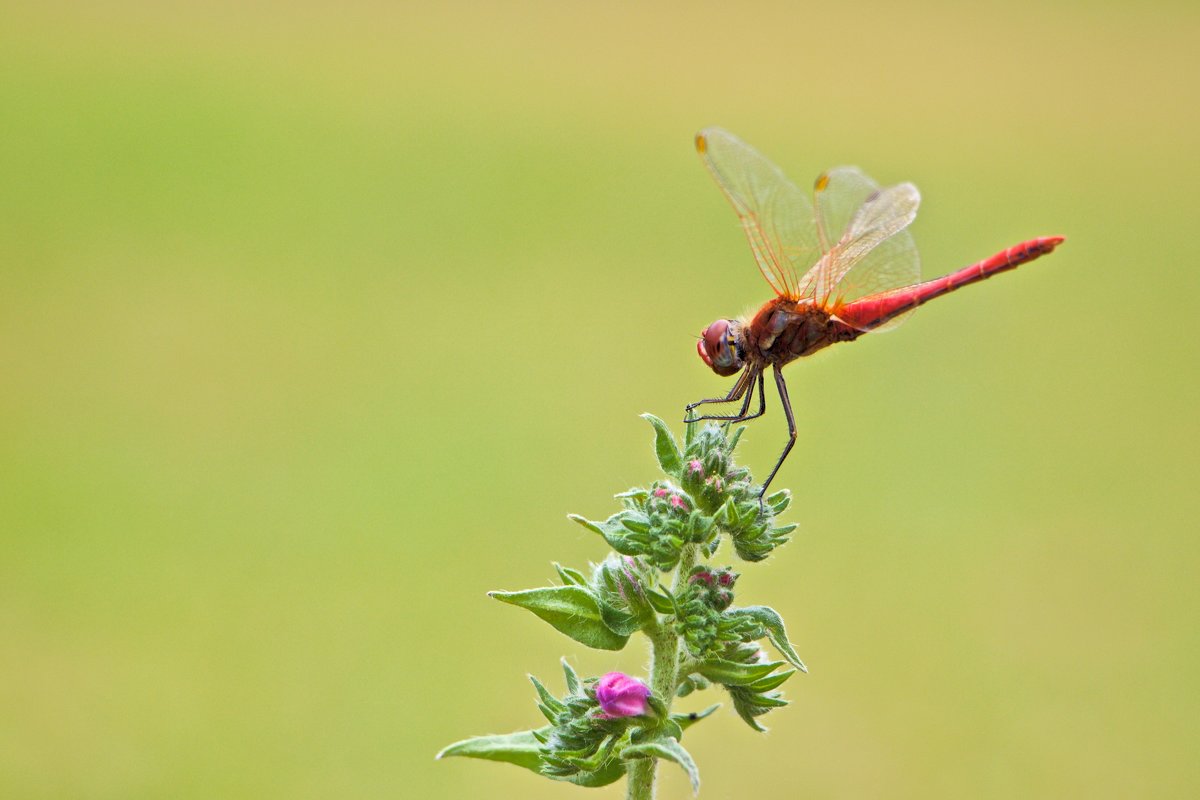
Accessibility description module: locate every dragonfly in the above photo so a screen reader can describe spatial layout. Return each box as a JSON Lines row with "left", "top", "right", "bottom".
{"left": 687, "top": 127, "right": 1064, "bottom": 498}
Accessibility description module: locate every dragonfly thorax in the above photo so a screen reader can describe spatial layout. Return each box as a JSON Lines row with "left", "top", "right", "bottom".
{"left": 746, "top": 299, "right": 858, "bottom": 365}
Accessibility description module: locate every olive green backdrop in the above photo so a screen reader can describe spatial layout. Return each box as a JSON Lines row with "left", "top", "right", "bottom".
{"left": 2, "top": 2, "right": 1197, "bottom": 798}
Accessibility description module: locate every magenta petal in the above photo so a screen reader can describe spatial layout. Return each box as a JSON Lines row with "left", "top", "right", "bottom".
{"left": 595, "top": 672, "right": 651, "bottom": 718}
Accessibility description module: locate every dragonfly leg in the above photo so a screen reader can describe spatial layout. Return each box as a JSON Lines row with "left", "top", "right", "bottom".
{"left": 739, "top": 372, "right": 767, "bottom": 423}
{"left": 758, "top": 364, "right": 796, "bottom": 499}
{"left": 710, "top": 371, "right": 768, "bottom": 425}
{"left": 691, "top": 369, "right": 763, "bottom": 423}
{"left": 684, "top": 368, "right": 755, "bottom": 423}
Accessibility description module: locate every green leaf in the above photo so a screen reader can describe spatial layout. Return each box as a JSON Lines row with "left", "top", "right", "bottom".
{"left": 620, "top": 515, "right": 651, "bottom": 535}
{"left": 659, "top": 717, "right": 684, "bottom": 742}
{"left": 437, "top": 728, "right": 550, "bottom": 774}
{"left": 695, "top": 657, "right": 785, "bottom": 686}
{"left": 684, "top": 415, "right": 698, "bottom": 448}
{"left": 642, "top": 413, "right": 683, "bottom": 475}
{"left": 726, "top": 684, "right": 789, "bottom": 733}
{"left": 765, "top": 489, "right": 791, "bottom": 514}
{"left": 561, "top": 759, "right": 627, "bottom": 787}
{"left": 560, "top": 658, "right": 581, "bottom": 695}
{"left": 727, "top": 424, "right": 746, "bottom": 453}
{"left": 729, "top": 691, "right": 769, "bottom": 732}
{"left": 598, "top": 604, "right": 641, "bottom": 637}
{"left": 490, "top": 587, "right": 630, "bottom": 651}
{"left": 624, "top": 738, "right": 701, "bottom": 794}
{"left": 553, "top": 562, "right": 587, "bottom": 586}
{"left": 645, "top": 586, "right": 674, "bottom": 614}
{"left": 672, "top": 703, "right": 720, "bottom": 733}
{"left": 773, "top": 522, "right": 799, "bottom": 537}
{"left": 746, "top": 669, "right": 795, "bottom": 692}
{"left": 529, "top": 675, "right": 565, "bottom": 723}
{"left": 568, "top": 513, "right": 643, "bottom": 557}
{"left": 562, "top": 734, "right": 619, "bottom": 771}
{"left": 729, "top": 606, "right": 807, "bottom": 671}
{"left": 604, "top": 569, "right": 655, "bottom": 633}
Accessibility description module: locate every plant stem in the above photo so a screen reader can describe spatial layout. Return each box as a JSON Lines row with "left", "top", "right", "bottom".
{"left": 626, "top": 544, "right": 698, "bottom": 800}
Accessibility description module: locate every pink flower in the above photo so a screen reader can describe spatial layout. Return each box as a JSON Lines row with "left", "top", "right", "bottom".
{"left": 687, "top": 459, "right": 704, "bottom": 475}
{"left": 595, "top": 672, "right": 651, "bottom": 718}
{"left": 669, "top": 494, "right": 688, "bottom": 511}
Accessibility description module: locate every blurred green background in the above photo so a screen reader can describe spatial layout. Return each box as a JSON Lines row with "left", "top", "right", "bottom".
{"left": 2, "top": 1, "right": 1198, "bottom": 797}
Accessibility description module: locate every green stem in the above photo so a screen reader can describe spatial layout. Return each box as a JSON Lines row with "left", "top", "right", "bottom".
{"left": 626, "top": 544, "right": 698, "bottom": 800}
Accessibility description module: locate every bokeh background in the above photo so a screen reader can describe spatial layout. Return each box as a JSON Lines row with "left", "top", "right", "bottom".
{"left": 3, "top": 2, "right": 1198, "bottom": 798}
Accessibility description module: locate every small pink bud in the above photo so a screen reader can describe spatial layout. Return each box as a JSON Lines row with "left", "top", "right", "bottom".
{"left": 669, "top": 494, "right": 687, "bottom": 511}
{"left": 687, "top": 459, "right": 704, "bottom": 475}
{"left": 596, "top": 672, "right": 651, "bottom": 718}
{"left": 653, "top": 488, "right": 669, "bottom": 498}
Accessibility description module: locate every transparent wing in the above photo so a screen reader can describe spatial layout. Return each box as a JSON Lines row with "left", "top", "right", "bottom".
{"left": 833, "top": 228, "right": 921, "bottom": 332}
{"left": 799, "top": 166, "right": 921, "bottom": 313}
{"left": 814, "top": 166, "right": 881, "bottom": 254}
{"left": 695, "top": 128, "right": 822, "bottom": 300}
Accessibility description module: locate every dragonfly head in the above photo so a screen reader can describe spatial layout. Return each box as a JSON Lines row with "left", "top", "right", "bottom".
{"left": 697, "top": 319, "right": 745, "bottom": 377}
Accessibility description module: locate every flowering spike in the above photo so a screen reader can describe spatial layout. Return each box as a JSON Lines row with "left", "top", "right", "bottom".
{"left": 443, "top": 413, "right": 804, "bottom": 795}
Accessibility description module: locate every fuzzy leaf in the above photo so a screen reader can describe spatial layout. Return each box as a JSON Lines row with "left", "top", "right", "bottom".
{"left": 729, "top": 691, "right": 770, "bottom": 732}
{"left": 765, "top": 489, "right": 791, "bottom": 514}
{"left": 673, "top": 703, "right": 720, "bottom": 733}
{"left": 729, "top": 605, "right": 808, "bottom": 672}
{"left": 727, "top": 424, "right": 746, "bottom": 453}
{"left": 695, "top": 657, "right": 785, "bottom": 686}
{"left": 746, "top": 669, "right": 796, "bottom": 692}
{"left": 553, "top": 563, "right": 588, "bottom": 586}
{"left": 529, "top": 675, "right": 565, "bottom": 718}
{"left": 684, "top": 415, "right": 698, "bottom": 448}
{"left": 491, "top": 587, "right": 630, "bottom": 651}
{"left": 645, "top": 586, "right": 675, "bottom": 614}
{"left": 560, "top": 658, "right": 581, "bottom": 695}
{"left": 568, "top": 513, "right": 643, "bottom": 557}
{"left": 598, "top": 604, "right": 641, "bottom": 637}
{"left": 642, "top": 413, "right": 683, "bottom": 475}
{"left": 437, "top": 728, "right": 550, "bottom": 774}
{"left": 562, "top": 760, "right": 627, "bottom": 787}
{"left": 624, "top": 738, "right": 701, "bottom": 794}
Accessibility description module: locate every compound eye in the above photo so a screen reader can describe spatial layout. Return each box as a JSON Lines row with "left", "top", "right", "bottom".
{"left": 698, "top": 319, "right": 741, "bottom": 376}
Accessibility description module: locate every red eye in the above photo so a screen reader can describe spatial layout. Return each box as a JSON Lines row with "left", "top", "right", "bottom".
{"left": 698, "top": 320, "right": 741, "bottom": 376}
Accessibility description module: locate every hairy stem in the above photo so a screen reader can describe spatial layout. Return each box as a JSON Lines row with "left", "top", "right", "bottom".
{"left": 626, "top": 544, "right": 698, "bottom": 800}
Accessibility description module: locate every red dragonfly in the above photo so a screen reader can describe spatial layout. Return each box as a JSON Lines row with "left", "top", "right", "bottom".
{"left": 687, "top": 127, "right": 1064, "bottom": 497}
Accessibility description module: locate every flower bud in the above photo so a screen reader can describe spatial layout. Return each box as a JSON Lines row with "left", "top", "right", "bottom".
{"left": 594, "top": 672, "right": 651, "bottom": 718}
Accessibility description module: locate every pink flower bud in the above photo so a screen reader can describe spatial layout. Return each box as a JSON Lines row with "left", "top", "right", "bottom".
{"left": 687, "top": 459, "right": 704, "bottom": 475}
{"left": 653, "top": 487, "right": 669, "bottom": 498}
{"left": 595, "top": 672, "right": 651, "bottom": 718}
{"left": 669, "top": 494, "right": 688, "bottom": 511}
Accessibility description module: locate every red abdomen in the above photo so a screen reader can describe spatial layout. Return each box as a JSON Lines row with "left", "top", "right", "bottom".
{"left": 835, "top": 236, "right": 1065, "bottom": 331}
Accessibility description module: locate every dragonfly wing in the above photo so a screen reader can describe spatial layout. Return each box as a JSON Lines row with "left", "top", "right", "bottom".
{"left": 803, "top": 166, "right": 921, "bottom": 313}
{"left": 797, "top": 166, "right": 879, "bottom": 300}
{"left": 833, "top": 228, "right": 921, "bottom": 331}
{"left": 813, "top": 166, "right": 881, "bottom": 254}
{"left": 696, "top": 128, "right": 821, "bottom": 300}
